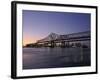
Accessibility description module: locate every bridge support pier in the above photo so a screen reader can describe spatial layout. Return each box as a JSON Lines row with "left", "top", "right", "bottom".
{"left": 66, "top": 42, "right": 70, "bottom": 47}
{"left": 61, "top": 41, "right": 66, "bottom": 47}
{"left": 44, "top": 42, "right": 48, "bottom": 47}
{"left": 50, "top": 41, "right": 55, "bottom": 48}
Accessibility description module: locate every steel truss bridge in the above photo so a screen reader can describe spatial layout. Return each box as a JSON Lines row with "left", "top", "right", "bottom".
{"left": 36, "top": 31, "right": 90, "bottom": 47}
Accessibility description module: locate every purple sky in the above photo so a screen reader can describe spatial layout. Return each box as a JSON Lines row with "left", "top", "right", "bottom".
{"left": 22, "top": 10, "right": 90, "bottom": 45}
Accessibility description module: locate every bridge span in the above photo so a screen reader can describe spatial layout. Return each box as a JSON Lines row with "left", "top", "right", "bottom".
{"left": 36, "top": 31, "right": 90, "bottom": 48}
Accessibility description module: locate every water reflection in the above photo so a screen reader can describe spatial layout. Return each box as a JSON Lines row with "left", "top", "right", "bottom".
{"left": 23, "top": 47, "right": 90, "bottom": 69}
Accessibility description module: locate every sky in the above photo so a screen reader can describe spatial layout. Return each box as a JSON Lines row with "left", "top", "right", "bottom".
{"left": 22, "top": 10, "right": 90, "bottom": 46}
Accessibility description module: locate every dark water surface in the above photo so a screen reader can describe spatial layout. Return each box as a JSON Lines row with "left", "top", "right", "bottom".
{"left": 23, "top": 47, "right": 90, "bottom": 69}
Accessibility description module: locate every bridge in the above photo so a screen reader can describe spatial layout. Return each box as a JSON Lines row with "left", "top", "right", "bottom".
{"left": 36, "top": 31, "right": 90, "bottom": 48}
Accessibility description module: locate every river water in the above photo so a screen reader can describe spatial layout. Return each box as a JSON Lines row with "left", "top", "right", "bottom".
{"left": 23, "top": 47, "right": 90, "bottom": 69}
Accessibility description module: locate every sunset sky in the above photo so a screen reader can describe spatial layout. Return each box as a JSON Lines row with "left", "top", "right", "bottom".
{"left": 22, "top": 10, "right": 90, "bottom": 46}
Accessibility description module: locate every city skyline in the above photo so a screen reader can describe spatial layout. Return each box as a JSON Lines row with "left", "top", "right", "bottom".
{"left": 23, "top": 10, "right": 90, "bottom": 46}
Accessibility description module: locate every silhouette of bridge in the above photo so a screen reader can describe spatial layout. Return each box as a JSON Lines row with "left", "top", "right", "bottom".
{"left": 36, "top": 31, "right": 90, "bottom": 48}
